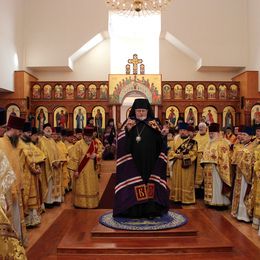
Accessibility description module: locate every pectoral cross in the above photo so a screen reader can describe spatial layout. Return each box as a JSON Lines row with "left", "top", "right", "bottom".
{"left": 128, "top": 54, "right": 143, "bottom": 75}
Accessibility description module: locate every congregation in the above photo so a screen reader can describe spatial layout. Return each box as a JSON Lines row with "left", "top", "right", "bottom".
{"left": 0, "top": 107, "right": 260, "bottom": 257}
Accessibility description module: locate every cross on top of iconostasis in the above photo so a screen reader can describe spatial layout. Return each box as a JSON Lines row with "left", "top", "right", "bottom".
{"left": 127, "top": 54, "right": 145, "bottom": 75}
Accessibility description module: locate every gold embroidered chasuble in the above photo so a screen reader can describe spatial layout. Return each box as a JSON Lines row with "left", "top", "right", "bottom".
{"left": 68, "top": 139, "right": 99, "bottom": 208}
{"left": 230, "top": 142, "right": 244, "bottom": 216}
{"left": 0, "top": 151, "right": 25, "bottom": 258}
{"left": 94, "top": 137, "right": 104, "bottom": 176}
{"left": 0, "top": 206, "right": 27, "bottom": 260}
{"left": 168, "top": 135, "right": 197, "bottom": 204}
{"left": 231, "top": 142, "right": 255, "bottom": 217}
{"left": 64, "top": 140, "right": 73, "bottom": 150}
{"left": 38, "top": 136, "right": 63, "bottom": 202}
{"left": 18, "top": 140, "right": 46, "bottom": 215}
{"left": 239, "top": 139, "right": 259, "bottom": 217}
{"left": 237, "top": 141, "right": 256, "bottom": 184}
{"left": 0, "top": 135, "right": 27, "bottom": 245}
{"left": 56, "top": 140, "right": 69, "bottom": 193}
{"left": 231, "top": 142, "right": 244, "bottom": 166}
{"left": 167, "top": 138, "right": 174, "bottom": 176}
{"left": 0, "top": 135, "right": 23, "bottom": 199}
{"left": 0, "top": 150, "right": 16, "bottom": 212}
{"left": 67, "top": 143, "right": 75, "bottom": 189}
{"left": 201, "top": 137, "right": 231, "bottom": 205}
{"left": 252, "top": 141, "right": 260, "bottom": 219}
{"left": 194, "top": 132, "right": 210, "bottom": 187}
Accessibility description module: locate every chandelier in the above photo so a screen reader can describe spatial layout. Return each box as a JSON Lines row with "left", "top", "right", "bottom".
{"left": 105, "top": 0, "right": 172, "bottom": 15}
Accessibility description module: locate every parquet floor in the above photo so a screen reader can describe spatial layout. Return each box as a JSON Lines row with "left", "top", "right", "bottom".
{"left": 26, "top": 160, "right": 260, "bottom": 258}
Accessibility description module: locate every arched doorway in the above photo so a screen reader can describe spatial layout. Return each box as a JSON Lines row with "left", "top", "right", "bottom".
{"left": 120, "top": 91, "right": 146, "bottom": 123}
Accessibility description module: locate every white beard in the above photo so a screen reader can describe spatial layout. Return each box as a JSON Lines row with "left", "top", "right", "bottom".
{"left": 136, "top": 116, "right": 147, "bottom": 121}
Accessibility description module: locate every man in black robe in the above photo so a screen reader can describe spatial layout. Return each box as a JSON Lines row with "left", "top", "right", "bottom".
{"left": 113, "top": 98, "right": 169, "bottom": 218}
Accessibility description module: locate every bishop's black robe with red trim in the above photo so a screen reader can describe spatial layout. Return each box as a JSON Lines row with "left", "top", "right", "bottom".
{"left": 113, "top": 119, "right": 169, "bottom": 218}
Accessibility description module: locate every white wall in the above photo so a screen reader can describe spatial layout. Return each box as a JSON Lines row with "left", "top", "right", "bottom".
{"left": 160, "top": 39, "right": 237, "bottom": 81}
{"left": 109, "top": 13, "right": 160, "bottom": 74}
{"left": 24, "top": 0, "right": 108, "bottom": 68}
{"left": 0, "top": 0, "right": 24, "bottom": 91}
{"left": 26, "top": 0, "right": 248, "bottom": 81}
{"left": 2, "top": 0, "right": 260, "bottom": 90}
{"left": 247, "top": 0, "right": 260, "bottom": 90}
{"left": 162, "top": 0, "right": 247, "bottom": 69}
{"left": 34, "top": 39, "right": 110, "bottom": 81}
{"left": 35, "top": 38, "right": 237, "bottom": 82}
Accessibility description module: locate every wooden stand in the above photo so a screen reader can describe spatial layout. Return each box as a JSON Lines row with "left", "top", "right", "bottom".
{"left": 91, "top": 222, "right": 197, "bottom": 238}
{"left": 57, "top": 209, "right": 233, "bottom": 256}
{"left": 27, "top": 208, "right": 260, "bottom": 259}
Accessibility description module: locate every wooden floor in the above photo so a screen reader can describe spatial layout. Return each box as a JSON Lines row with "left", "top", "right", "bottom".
{"left": 26, "top": 160, "right": 260, "bottom": 259}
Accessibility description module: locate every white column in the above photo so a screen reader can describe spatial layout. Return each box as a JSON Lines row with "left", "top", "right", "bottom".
{"left": 154, "top": 105, "right": 158, "bottom": 118}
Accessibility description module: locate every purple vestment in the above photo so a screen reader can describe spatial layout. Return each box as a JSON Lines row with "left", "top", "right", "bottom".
{"left": 113, "top": 121, "right": 170, "bottom": 217}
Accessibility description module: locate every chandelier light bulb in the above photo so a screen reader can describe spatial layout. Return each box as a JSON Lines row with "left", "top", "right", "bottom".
{"left": 105, "top": 0, "right": 172, "bottom": 16}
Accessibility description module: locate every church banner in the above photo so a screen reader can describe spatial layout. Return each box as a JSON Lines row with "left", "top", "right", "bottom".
{"left": 108, "top": 74, "right": 162, "bottom": 105}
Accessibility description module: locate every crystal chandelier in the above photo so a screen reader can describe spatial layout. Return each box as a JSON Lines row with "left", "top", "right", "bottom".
{"left": 105, "top": 0, "right": 172, "bottom": 15}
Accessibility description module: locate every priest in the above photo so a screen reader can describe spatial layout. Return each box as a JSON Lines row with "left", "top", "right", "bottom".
{"left": 0, "top": 206, "right": 26, "bottom": 258}
{"left": 194, "top": 122, "right": 209, "bottom": 189}
{"left": 19, "top": 122, "right": 46, "bottom": 227}
{"left": 252, "top": 125, "right": 260, "bottom": 235}
{"left": 68, "top": 127, "right": 100, "bottom": 208}
{"left": 113, "top": 98, "right": 169, "bottom": 218}
{"left": 38, "top": 123, "right": 63, "bottom": 207}
{"left": 201, "top": 123, "right": 231, "bottom": 207}
{"left": 0, "top": 115, "right": 27, "bottom": 245}
{"left": 168, "top": 122, "right": 197, "bottom": 204}
{"left": 231, "top": 126, "right": 255, "bottom": 222}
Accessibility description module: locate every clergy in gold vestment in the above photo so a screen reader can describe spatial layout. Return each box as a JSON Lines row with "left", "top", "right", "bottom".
{"left": 0, "top": 141, "right": 26, "bottom": 257}
{"left": 38, "top": 123, "right": 63, "bottom": 206}
{"left": 230, "top": 131, "right": 243, "bottom": 183}
{"left": 0, "top": 116, "right": 27, "bottom": 246}
{"left": 93, "top": 126, "right": 104, "bottom": 178}
{"left": 194, "top": 122, "right": 209, "bottom": 188}
{"left": 19, "top": 122, "right": 46, "bottom": 227}
{"left": 0, "top": 149, "right": 16, "bottom": 213}
{"left": 167, "top": 128, "right": 175, "bottom": 178}
{"left": 168, "top": 123, "right": 197, "bottom": 204}
{"left": 65, "top": 129, "right": 76, "bottom": 190}
{"left": 231, "top": 127, "right": 255, "bottom": 222}
{"left": 63, "top": 129, "right": 76, "bottom": 149}
{"left": 68, "top": 127, "right": 99, "bottom": 208}
{"left": 252, "top": 126, "right": 260, "bottom": 235}
{"left": 0, "top": 206, "right": 27, "bottom": 260}
{"left": 52, "top": 127, "right": 69, "bottom": 194}
{"left": 201, "top": 123, "right": 231, "bottom": 206}
{"left": 224, "top": 126, "right": 237, "bottom": 145}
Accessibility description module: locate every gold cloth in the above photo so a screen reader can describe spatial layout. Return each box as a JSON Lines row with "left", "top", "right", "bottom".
{"left": 0, "top": 206, "right": 26, "bottom": 260}
{"left": 0, "top": 135, "right": 27, "bottom": 245}
{"left": 56, "top": 140, "right": 69, "bottom": 193}
{"left": 19, "top": 140, "right": 45, "bottom": 219}
{"left": 68, "top": 139, "right": 99, "bottom": 208}
{"left": 93, "top": 137, "right": 104, "bottom": 176}
{"left": 168, "top": 136, "right": 197, "bottom": 204}
{"left": 38, "top": 136, "right": 63, "bottom": 202}
{"left": 201, "top": 137, "right": 231, "bottom": 205}
{"left": 252, "top": 142, "right": 260, "bottom": 218}
{"left": 230, "top": 142, "right": 245, "bottom": 216}
{"left": 194, "top": 133, "right": 210, "bottom": 187}
{"left": 0, "top": 149, "right": 16, "bottom": 211}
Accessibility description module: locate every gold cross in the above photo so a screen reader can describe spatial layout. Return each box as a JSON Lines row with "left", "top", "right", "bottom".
{"left": 128, "top": 54, "right": 143, "bottom": 75}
